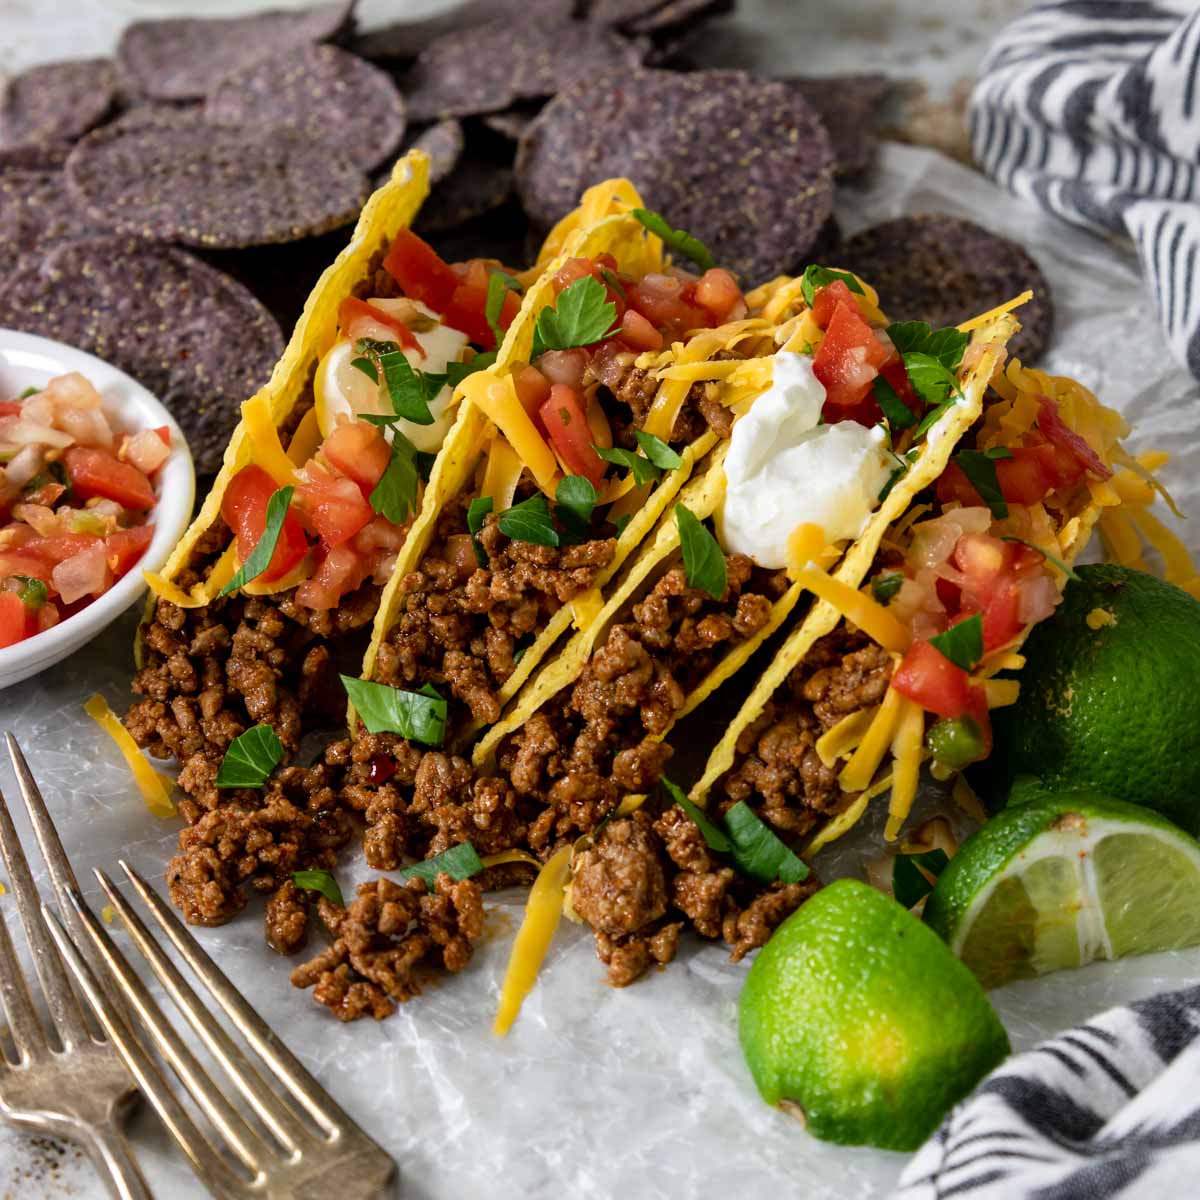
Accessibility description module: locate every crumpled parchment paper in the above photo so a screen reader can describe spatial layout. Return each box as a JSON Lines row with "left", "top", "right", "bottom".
{"left": 2, "top": 143, "right": 1198, "bottom": 1200}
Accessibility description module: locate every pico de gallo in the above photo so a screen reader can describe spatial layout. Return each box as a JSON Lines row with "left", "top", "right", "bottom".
{"left": 0, "top": 371, "right": 168, "bottom": 649}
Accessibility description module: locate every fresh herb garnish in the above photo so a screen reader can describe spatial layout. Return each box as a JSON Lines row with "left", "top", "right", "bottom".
{"left": 872, "top": 572, "right": 904, "bottom": 606}
{"left": 902, "top": 352, "right": 962, "bottom": 409}
{"left": 595, "top": 444, "right": 662, "bottom": 487}
{"left": 873, "top": 373, "right": 917, "bottom": 430}
{"left": 912, "top": 398, "right": 956, "bottom": 440}
{"left": 221, "top": 485, "right": 296, "bottom": 596}
{"left": 885, "top": 321, "right": 969, "bottom": 412}
{"left": 17, "top": 386, "right": 39, "bottom": 400}
{"left": 215, "top": 724, "right": 283, "bottom": 789}
{"left": 555, "top": 475, "right": 598, "bottom": 541}
{"left": 350, "top": 355, "right": 379, "bottom": 383}
{"left": 725, "top": 801, "right": 809, "bottom": 884}
{"left": 485, "top": 270, "right": 523, "bottom": 348}
{"left": 293, "top": 869, "right": 344, "bottom": 907}
{"left": 1001, "top": 535, "right": 1080, "bottom": 581}
{"left": 599, "top": 266, "right": 626, "bottom": 302}
{"left": 799, "top": 264, "right": 865, "bottom": 308}
{"left": 878, "top": 463, "right": 907, "bottom": 503}
{"left": 14, "top": 576, "right": 47, "bottom": 607}
{"left": 953, "top": 447, "right": 1013, "bottom": 520}
{"left": 499, "top": 492, "right": 559, "bottom": 547}
{"left": 929, "top": 613, "right": 984, "bottom": 673}
{"left": 447, "top": 352, "right": 497, "bottom": 384}
{"left": 379, "top": 349, "right": 436, "bottom": 425}
{"left": 397, "top": 841, "right": 484, "bottom": 888}
{"left": 675, "top": 504, "right": 726, "bottom": 600}
{"left": 662, "top": 778, "right": 731, "bottom": 853}
{"left": 467, "top": 495, "right": 494, "bottom": 567}
{"left": 635, "top": 430, "right": 683, "bottom": 470}
{"left": 369, "top": 431, "right": 422, "bottom": 525}
{"left": 612, "top": 513, "right": 632, "bottom": 536}
{"left": 531, "top": 275, "right": 618, "bottom": 359}
{"left": 632, "top": 207, "right": 715, "bottom": 272}
{"left": 341, "top": 676, "right": 448, "bottom": 746}
{"left": 892, "top": 848, "right": 950, "bottom": 909}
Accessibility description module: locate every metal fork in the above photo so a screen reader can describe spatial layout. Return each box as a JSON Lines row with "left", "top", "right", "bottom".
{"left": 0, "top": 736, "right": 150, "bottom": 1200}
{"left": 1, "top": 735, "right": 397, "bottom": 1200}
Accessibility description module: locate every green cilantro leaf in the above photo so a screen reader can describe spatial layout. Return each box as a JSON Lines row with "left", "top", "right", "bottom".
{"left": 634, "top": 429, "right": 683, "bottom": 470}
{"left": 1001, "top": 535, "right": 1081, "bottom": 581}
{"left": 595, "top": 444, "right": 662, "bottom": 487}
{"left": 18, "top": 386, "right": 40, "bottom": 400}
{"left": 555, "top": 475, "right": 598, "bottom": 541}
{"left": 446, "top": 352, "right": 497, "bottom": 386}
{"left": 498, "top": 492, "right": 559, "bottom": 547}
{"left": 953, "top": 448, "right": 1010, "bottom": 519}
{"left": 892, "top": 848, "right": 950, "bottom": 909}
{"left": 485, "top": 270, "right": 523, "bottom": 348}
{"left": 369, "top": 432, "right": 421, "bottom": 525}
{"left": 612, "top": 513, "right": 632, "bottom": 536}
{"left": 397, "top": 842, "right": 484, "bottom": 888}
{"left": 675, "top": 504, "right": 726, "bottom": 600}
{"left": 912, "top": 398, "right": 956, "bottom": 440}
{"left": 467, "top": 495, "right": 493, "bottom": 567}
{"left": 878, "top": 462, "right": 907, "bottom": 503}
{"left": 215, "top": 724, "right": 283, "bottom": 789}
{"left": 632, "top": 207, "right": 715, "bottom": 272}
{"left": 532, "top": 275, "right": 618, "bottom": 359}
{"left": 885, "top": 321, "right": 968, "bottom": 371}
{"left": 929, "top": 613, "right": 984, "bottom": 673}
{"left": 292, "top": 869, "right": 344, "bottom": 907}
{"left": 350, "top": 356, "right": 379, "bottom": 383}
{"left": 379, "top": 350, "right": 435, "bottom": 425}
{"left": 799, "top": 264, "right": 865, "bottom": 308}
{"left": 902, "top": 351, "right": 962, "bottom": 409}
{"left": 662, "top": 778, "right": 731, "bottom": 853}
{"left": 599, "top": 266, "right": 626, "bottom": 301}
{"left": 872, "top": 572, "right": 904, "bottom": 606}
{"left": 221, "top": 485, "right": 296, "bottom": 596}
{"left": 724, "top": 801, "right": 809, "bottom": 884}
{"left": 341, "top": 675, "right": 448, "bottom": 746}
{"left": 873, "top": 373, "right": 917, "bottom": 430}
{"left": 15, "top": 576, "right": 47, "bottom": 607}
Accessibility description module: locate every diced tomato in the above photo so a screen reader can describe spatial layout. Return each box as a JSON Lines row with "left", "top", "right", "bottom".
{"left": 296, "top": 463, "right": 374, "bottom": 550}
{"left": 0, "top": 592, "right": 30, "bottom": 648}
{"left": 876, "top": 355, "right": 920, "bottom": 410}
{"left": 221, "top": 465, "right": 308, "bottom": 582}
{"left": 626, "top": 275, "right": 708, "bottom": 341}
{"left": 693, "top": 268, "right": 744, "bottom": 324}
{"left": 554, "top": 257, "right": 603, "bottom": 292}
{"left": 618, "top": 308, "right": 664, "bottom": 352}
{"left": 105, "top": 525, "right": 154, "bottom": 577}
{"left": 812, "top": 300, "right": 890, "bottom": 408}
{"left": 24, "top": 533, "right": 103, "bottom": 564}
{"left": 0, "top": 402, "right": 22, "bottom": 418}
{"left": 294, "top": 543, "right": 370, "bottom": 610}
{"left": 513, "top": 364, "right": 552, "bottom": 427}
{"left": 812, "top": 280, "right": 859, "bottom": 329}
{"left": 63, "top": 447, "right": 155, "bottom": 510}
{"left": 539, "top": 385, "right": 606, "bottom": 487}
{"left": 383, "top": 229, "right": 460, "bottom": 312}
{"left": 337, "top": 297, "right": 421, "bottom": 354}
{"left": 892, "top": 640, "right": 971, "bottom": 718}
{"left": 1036, "top": 395, "right": 1111, "bottom": 479}
{"left": 824, "top": 390, "right": 883, "bottom": 428}
{"left": 22, "top": 481, "right": 66, "bottom": 508}
{"left": 321, "top": 421, "right": 392, "bottom": 493}
{"left": 0, "top": 553, "right": 51, "bottom": 582}
{"left": 154, "top": 425, "right": 171, "bottom": 446}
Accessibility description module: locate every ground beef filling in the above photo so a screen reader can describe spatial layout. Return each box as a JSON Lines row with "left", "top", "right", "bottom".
{"left": 718, "top": 628, "right": 895, "bottom": 840}
{"left": 571, "top": 807, "right": 821, "bottom": 987}
{"left": 372, "top": 492, "right": 616, "bottom": 730}
{"left": 495, "top": 554, "right": 787, "bottom": 853}
{"left": 607, "top": 352, "right": 739, "bottom": 449}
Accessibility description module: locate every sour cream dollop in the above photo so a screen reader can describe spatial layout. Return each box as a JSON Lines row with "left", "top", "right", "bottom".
{"left": 316, "top": 300, "right": 469, "bottom": 453}
{"left": 716, "top": 351, "right": 893, "bottom": 569}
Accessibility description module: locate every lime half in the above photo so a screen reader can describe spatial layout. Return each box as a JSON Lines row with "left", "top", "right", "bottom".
{"left": 924, "top": 793, "right": 1200, "bottom": 989}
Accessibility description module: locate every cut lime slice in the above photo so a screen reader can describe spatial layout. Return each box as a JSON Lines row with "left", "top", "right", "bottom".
{"left": 924, "top": 793, "right": 1200, "bottom": 989}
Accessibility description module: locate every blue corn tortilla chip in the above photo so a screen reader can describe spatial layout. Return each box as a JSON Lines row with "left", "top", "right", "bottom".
{"left": 0, "top": 58, "right": 118, "bottom": 147}
{"left": 206, "top": 43, "right": 406, "bottom": 173}
{"left": 65, "top": 116, "right": 370, "bottom": 249}
{"left": 0, "top": 166, "right": 107, "bottom": 280}
{"left": 375, "top": 118, "right": 464, "bottom": 191}
{"left": 517, "top": 68, "right": 835, "bottom": 286}
{"left": 116, "top": 1, "right": 355, "bottom": 101}
{"left": 782, "top": 74, "right": 892, "bottom": 177}
{"left": 0, "top": 237, "right": 284, "bottom": 474}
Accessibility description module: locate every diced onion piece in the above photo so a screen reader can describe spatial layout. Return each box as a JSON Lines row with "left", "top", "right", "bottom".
{"left": 493, "top": 844, "right": 572, "bottom": 1037}
{"left": 57, "top": 405, "right": 113, "bottom": 449}
{"left": 5, "top": 444, "right": 45, "bottom": 488}
{"left": 123, "top": 428, "right": 170, "bottom": 475}
{"left": 1016, "top": 572, "right": 1060, "bottom": 624}
{"left": 9, "top": 421, "right": 74, "bottom": 449}
{"left": 12, "top": 503, "right": 60, "bottom": 535}
{"left": 52, "top": 543, "right": 110, "bottom": 603}
{"left": 84, "top": 694, "right": 176, "bottom": 818}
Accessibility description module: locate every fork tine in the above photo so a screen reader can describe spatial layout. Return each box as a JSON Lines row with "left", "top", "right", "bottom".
{"left": 94, "top": 869, "right": 310, "bottom": 1155}
{"left": 41, "top": 904, "right": 247, "bottom": 1197}
{"left": 0, "top": 773, "right": 91, "bottom": 1050}
{"left": 120, "top": 861, "right": 346, "bottom": 1137}
{"left": 0, "top": 909, "right": 44, "bottom": 1060}
{"left": 63, "top": 883, "right": 270, "bottom": 1177}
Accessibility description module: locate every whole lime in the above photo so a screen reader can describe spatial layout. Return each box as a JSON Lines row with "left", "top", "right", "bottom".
{"left": 990, "top": 564, "right": 1200, "bottom": 834}
{"left": 738, "top": 879, "right": 1009, "bottom": 1152}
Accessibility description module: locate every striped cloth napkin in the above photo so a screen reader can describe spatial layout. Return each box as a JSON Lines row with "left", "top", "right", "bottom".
{"left": 894, "top": 984, "right": 1200, "bottom": 1198}
{"left": 969, "top": 0, "right": 1200, "bottom": 378}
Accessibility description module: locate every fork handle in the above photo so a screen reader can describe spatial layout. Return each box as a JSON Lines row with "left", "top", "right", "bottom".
{"left": 81, "top": 1122, "right": 153, "bottom": 1200}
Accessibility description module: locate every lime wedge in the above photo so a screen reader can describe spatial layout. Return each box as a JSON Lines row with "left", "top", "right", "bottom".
{"left": 924, "top": 793, "right": 1200, "bottom": 990}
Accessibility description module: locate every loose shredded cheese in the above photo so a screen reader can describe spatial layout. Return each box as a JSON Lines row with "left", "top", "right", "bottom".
{"left": 1086, "top": 607, "right": 1116, "bottom": 630}
{"left": 479, "top": 849, "right": 542, "bottom": 870}
{"left": 840, "top": 685, "right": 904, "bottom": 792}
{"left": 984, "top": 678, "right": 1021, "bottom": 708}
{"left": 479, "top": 435, "right": 524, "bottom": 512}
{"left": 815, "top": 705, "right": 878, "bottom": 768}
{"left": 84, "top": 694, "right": 176, "bottom": 818}
{"left": 493, "top": 845, "right": 572, "bottom": 1037}
{"left": 461, "top": 374, "right": 558, "bottom": 493}
{"left": 570, "top": 588, "right": 604, "bottom": 631}
{"left": 951, "top": 774, "right": 987, "bottom": 823}
{"left": 143, "top": 571, "right": 201, "bottom": 608}
{"left": 805, "top": 770, "right": 897, "bottom": 855}
{"left": 795, "top": 567, "right": 911, "bottom": 653}
{"left": 787, "top": 523, "right": 830, "bottom": 575}
{"left": 956, "top": 290, "right": 1033, "bottom": 333}
{"left": 240, "top": 394, "right": 302, "bottom": 488}
{"left": 286, "top": 406, "right": 323, "bottom": 467}
{"left": 884, "top": 697, "right": 925, "bottom": 841}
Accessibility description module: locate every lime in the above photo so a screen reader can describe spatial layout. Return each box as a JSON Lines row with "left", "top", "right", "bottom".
{"left": 924, "top": 792, "right": 1200, "bottom": 990}
{"left": 738, "top": 879, "right": 1009, "bottom": 1152}
{"left": 989, "top": 564, "right": 1200, "bottom": 834}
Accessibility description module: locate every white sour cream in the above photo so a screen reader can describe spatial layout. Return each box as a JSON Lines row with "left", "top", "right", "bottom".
{"left": 315, "top": 301, "right": 469, "bottom": 453}
{"left": 716, "top": 351, "right": 894, "bottom": 569}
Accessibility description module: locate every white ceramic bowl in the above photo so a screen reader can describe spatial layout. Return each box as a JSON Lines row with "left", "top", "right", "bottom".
{"left": 0, "top": 330, "right": 195, "bottom": 689}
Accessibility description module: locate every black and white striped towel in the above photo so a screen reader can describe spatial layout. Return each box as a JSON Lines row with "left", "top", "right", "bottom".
{"left": 894, "top": 984, "right": 1200, "bottom": 1199}
{"left": 969, "top": 1, "right": 1200, "bottom": 377}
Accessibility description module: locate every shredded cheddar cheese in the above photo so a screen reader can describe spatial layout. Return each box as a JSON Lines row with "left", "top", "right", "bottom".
{"left": 884, "top": 697, "right": 925, "bottom": 841}
{"left": 984, "top": 678, "right": 1021, "bottom": 708}
{"left": 479, "top": 435, "right": 524, "bottom": 512}
{"left": 240, "top": 394, "right": 302, "bottom": 488}
{"left": 956, "top": 290, "right": 1033, "bottom": 333}
{"left": 815, "top": 705, "right": 879, "bottom": 769}
{"left": 795, "top": 567, "right": 911, "bottom": 653}
{"left": 840, "top": 685, "right": 905, "bottom": 792}
{"left": 285, "top": 406, "right": 323, "bottom": 467}
{"left": 460, "top": 373, "right": 558, "bottom": 493}
{"left": 951, "top": 774, "right": 987, "bottom": 823}
{"left": 143, "top": 571, "right": 200, "bottom": 608}
{"left": 1087, "top": 607, "right": 1117, "bottom": 630}
{"left": 570, "top": 588, "right": 604, "bottom": 631}
{"left": 479, "top": 849, "right": 542, "bottom": 870}
{"left": 493, "top": 844, "right": 572, "bottom": 1036}
{"left": 84, "top": 694, "right": 176, "bottom": 818}
{"left": 805, "top": 770, "right": 897, "bottom": 855}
